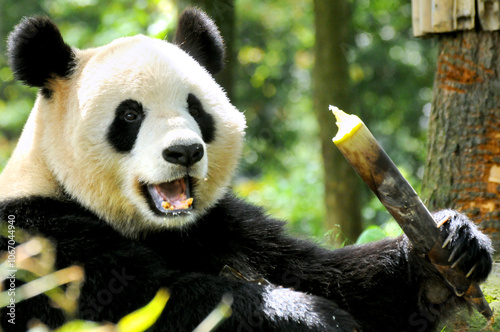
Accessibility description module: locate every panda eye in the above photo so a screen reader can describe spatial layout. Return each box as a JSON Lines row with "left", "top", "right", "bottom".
{"left": 123, "top": 110, "right": 141, "bottom": 122}
{"left": 189, "top": 107, "right": 200, "bottom": 118}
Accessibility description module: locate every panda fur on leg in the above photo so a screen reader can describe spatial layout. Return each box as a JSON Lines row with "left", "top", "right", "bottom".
{"left": 0, "top": 8, "right": 493, "bottom": 332}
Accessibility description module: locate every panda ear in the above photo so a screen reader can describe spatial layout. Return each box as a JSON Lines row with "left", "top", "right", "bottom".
{"left": 7, "top": 17, "right": 75, "bottom": 89}
{"left": 173, "top": 8, "right": 225, "bottom": 76}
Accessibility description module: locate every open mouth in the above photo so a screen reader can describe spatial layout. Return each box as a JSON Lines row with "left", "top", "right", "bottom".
{"left": 143, "top": 177, "right": 194, "bottom": 215}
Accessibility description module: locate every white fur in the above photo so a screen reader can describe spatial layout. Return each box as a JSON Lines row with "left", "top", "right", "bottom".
{"left": 0, "top": 35, "right": 246, "bottom": 237}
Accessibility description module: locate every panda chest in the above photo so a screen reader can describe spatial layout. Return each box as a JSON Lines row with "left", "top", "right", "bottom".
{"left": 144, "top": 233, "right": 258, "bottom": 278}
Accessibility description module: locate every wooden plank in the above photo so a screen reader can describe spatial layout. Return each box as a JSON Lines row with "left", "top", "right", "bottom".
{"left": 421, "top": 0, "right": 434, "bottom": 34}
{"left": 433, "top": 0, "right": 454, "bottom": 32}
{"left": 412, "top": 0, "right": 498, "bottom": 38}
{"left": 412, "top": 0, "right": 424, "bottom": 37}
{"left": 477, "top": 0, "right": 500, "bottom": 31}
{"left": 455, "top": 0, "right": 476, "bottom": 30}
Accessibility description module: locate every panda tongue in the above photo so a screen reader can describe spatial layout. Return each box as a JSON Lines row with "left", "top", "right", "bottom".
{"left": 155, "top": 179, "right": 186, "bottom": 207}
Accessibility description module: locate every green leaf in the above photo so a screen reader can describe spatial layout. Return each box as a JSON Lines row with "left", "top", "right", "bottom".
{"left": 116, "top": 288, "right": 170, "bottom": 332}
{"left": 382, "top": 220, "right": 403, "bottom": 237}
{"left": 55, "top": 320, "right": 101, "bottom": 332}
{"left": 356, "top": 225, "right": 387, "bottom": 244}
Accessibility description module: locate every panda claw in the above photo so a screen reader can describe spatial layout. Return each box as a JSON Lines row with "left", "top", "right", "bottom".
{"left": 451, "top": 252, "right": 466, "bottom": 269}
{"left": 442, "top": 232, "right": 454, "bottom": 249}
{"left": 447, "top": 239, "right": 461, "bottom": 263}
{"left": 437, "top": 216, "right": 451, "bottom": 228}
{"left": 466, "top": 264, "right": 477, "bottom": 279}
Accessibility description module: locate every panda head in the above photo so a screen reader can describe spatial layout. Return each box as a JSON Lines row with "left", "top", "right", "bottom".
{"left": 4, "top": 8, "right": 246, "bottom": 236}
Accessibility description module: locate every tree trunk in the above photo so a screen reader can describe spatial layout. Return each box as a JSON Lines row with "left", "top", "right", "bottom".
{"left": 422, "top": 31, "right": 500, "bottom": 254}
{"left": 313, "top": 0, "right": 362, "bottom": 245}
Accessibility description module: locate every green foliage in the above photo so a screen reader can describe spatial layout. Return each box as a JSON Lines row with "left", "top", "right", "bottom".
{"left": 355, "top": 220, "right": 403, "bottom": 244}
{"left": 235, "top": 134, "right": 325, "bottom": 239}
{"left": 235, "top": 0, "right": 315, "bottom": 176}
{"left": 355, "top": 225, "right": 387, "bottom": 244}
{"left": 233, "top": 0, "right": 436, "bottom": 239}
{"left": 350, "top": 0, "right": 436, "bottom": 175}
{"left": 55, "top": 320, "right": 102, "bottom": 332}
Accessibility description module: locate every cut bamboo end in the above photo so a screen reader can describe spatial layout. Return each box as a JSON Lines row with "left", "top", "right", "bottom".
{"left": 330, "top": 105, "right": 363, "bottom": 144}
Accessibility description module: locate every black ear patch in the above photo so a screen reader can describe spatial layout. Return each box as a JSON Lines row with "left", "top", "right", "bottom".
{"left": 174, "top": 8, "right": 225, "bottom": 76}
{"left": 7, "top": 17, "right": 75, "bottom": 93}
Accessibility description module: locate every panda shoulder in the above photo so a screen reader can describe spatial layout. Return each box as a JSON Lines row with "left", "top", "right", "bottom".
{"left": 0, "top": 197, "right": 115, "bottom": 239}
{"left": 206, "top": 193, "right": 288, "bottom": 235}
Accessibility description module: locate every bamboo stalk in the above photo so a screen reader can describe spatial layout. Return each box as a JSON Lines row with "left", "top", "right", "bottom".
{"left": 330, "top": 106, "right": 492, "bottom": 320}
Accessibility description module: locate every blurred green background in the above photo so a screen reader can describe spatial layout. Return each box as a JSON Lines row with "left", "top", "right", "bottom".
{"left": 0, "top": 0, "right": 437, "bottom": 245}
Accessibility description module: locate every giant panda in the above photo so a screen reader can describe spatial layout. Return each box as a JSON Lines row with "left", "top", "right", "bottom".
{"left": 0, "top": 8, "right": 493, "bottom": 332}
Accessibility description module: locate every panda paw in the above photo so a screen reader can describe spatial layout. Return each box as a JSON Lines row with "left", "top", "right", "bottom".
{"left": 432, "top": 209, "right": 493, "bottom": 283}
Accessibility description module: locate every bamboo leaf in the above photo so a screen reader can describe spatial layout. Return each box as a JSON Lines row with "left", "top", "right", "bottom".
{"left": 116, "top": 288, "right": 169, "bottom": 332}
{"left": 55, "top": 320, "right": 104, "bottom": 332}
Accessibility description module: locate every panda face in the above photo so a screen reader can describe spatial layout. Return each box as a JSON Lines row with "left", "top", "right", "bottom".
{"left": 3, "top": 12, "right": 246, "bottom": 236}
{"left": 54, "top": 36, "right": 245, "bottom": 234}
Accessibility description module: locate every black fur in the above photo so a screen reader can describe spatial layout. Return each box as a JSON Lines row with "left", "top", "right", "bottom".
{"left": 187, "top": 93, "right": 216, "bottom": 143}
{"left": 107, "top": 99, "right": 145, "bottom": 153}
{"left": 7, "top": 17, "right": 75, "bottom": 95}
{"left": 174, "top": 8, "right": 225, "bottom": 75}
{"left": 0, "top": 195, "right": 492, "bottom": 331}
{"left": 433, "top": 209, "right": 493, "bottom": 282}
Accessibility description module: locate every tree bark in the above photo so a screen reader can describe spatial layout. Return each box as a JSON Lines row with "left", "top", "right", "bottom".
{"left": 422, "top": 31, "right": 500, "bottom": 254}
{"left": 313, "top": 0, "right": 362, "bottom": 244}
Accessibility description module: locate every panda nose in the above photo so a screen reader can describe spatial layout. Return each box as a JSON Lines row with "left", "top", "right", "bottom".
{"left": 162, "top": 143, "right": 204, "bottom": 167}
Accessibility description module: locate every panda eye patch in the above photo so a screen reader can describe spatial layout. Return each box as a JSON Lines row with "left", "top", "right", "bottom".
{"left": 115, "top": 100, "right": 143, "bottom": 123}
{"left": 187, "top": 93, "right": 216, "bottom": 143}
{"left": 107, "top": 99, "right": 145, "bottom": 153}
